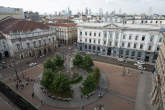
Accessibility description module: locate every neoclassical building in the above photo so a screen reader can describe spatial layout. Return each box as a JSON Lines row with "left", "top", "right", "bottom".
{"left": 151, "top": 32, "right": 165, "bottom": 110}
{"left": 0, "top": 17, "right": 57, "bottom": 59}
{"left": 77, "top": 23, "right": 163, "bottom": 63}
{"left": 0, "top": 33, "right": 9, "bottom": 60}
{"left": 47, "top": 23, "right": 77, "bottom": 46}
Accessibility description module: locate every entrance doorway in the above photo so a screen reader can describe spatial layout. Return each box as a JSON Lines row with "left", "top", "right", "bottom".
{"left": 4, "top": 51, "right": 9, "bottom": 57}
{"left": 145, "top": 56, "right": 150, "bottom": 62}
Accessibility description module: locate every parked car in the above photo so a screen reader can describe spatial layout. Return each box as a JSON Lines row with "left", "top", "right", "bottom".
{"left": 40, "top": 55, "right": 45, "bottom": 58}
{"left": 117, "top": 58, "right": 124, "bottom": 62}
{"left": 137, "top": 61, "right": 145, "bottom": 65}
{"left": 29, "top": 62, "right": 37, "bottom": 67}
{"left": 134, "top": 63, "right": 138, "bottom": 66}
{"left": 138, "top": 65, "right": 145, "bottom": 70}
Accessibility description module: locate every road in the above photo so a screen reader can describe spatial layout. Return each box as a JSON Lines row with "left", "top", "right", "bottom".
{"left": 88, "top": 54, "right": 154, "bottom": 72}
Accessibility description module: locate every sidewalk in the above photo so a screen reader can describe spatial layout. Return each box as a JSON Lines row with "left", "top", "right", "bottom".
{"left": 135, "top": 71, "right": 153, "bottom": 110}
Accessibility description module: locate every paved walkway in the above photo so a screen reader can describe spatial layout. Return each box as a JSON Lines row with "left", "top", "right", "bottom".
{"left": 135, "top": 71, "right": 153, "bottom": 110}
{"left": 34, "top": 70, "right": 108, "bottom": 108}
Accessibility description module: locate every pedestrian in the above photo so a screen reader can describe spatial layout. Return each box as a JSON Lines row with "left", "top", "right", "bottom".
{"left": 32, "top": 92, "right": 34, "bottom": 98}
{"left": 25, "top": 81, "right": 28, "bottom": 86}
{"left": 22, "top": 74, "right": 24, "bottom": 79}
{"left": 41, "top": 100, "right": 44, "bottom": 105}
{"left": 16, "top": 83, "right": 19, "bottom": 89}
{"left": 81, "top": 94, "right": 83, "bottom": 99}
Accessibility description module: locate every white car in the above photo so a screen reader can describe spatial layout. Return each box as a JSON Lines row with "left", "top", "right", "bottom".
{"left": 138, "top": 65, "right": 145, "bottom": 70}
{"left": 137, "top": 61, "right": 145, "bottom": 65}
{"left": 117, "top": 58, "right": 124, "bottom": 62}
{"left": 29, "top": 62, "right": 37, "bottom": 67}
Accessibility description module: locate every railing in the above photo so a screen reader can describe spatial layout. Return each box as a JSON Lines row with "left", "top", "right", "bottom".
{"left": 0, "top": 80, "right": 38, "bottom": 110}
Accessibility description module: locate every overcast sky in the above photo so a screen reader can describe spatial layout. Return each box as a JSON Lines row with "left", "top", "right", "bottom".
{"left": 0, "top": 0, "right": 164, "bottom": 14}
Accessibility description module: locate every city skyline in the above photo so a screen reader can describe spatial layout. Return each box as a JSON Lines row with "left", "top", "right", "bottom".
{"left": 0, "top": 0, "right": 165, "bottom": 15}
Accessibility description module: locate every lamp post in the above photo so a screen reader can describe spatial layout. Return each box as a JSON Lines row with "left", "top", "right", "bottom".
{"left": 80, "top": 94, "right": 84, "bottom": 110}
{"left": 10, "top": 57, "right": 20, "bottom": 87}
{"left": 122, "top": 58, "right": 126, "bottom": 76}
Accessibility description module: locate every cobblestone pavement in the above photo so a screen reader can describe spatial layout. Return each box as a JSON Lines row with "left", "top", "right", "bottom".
{"left": 3, "top": 60, "right": 142, "bottom": 110}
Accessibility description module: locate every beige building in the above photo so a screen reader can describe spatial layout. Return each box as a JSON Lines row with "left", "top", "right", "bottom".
{"left": 151, "top": 32, "right": 165, "bottom": 110}
{"left": 47, "top": 23, "right": 77, "bottom": 46}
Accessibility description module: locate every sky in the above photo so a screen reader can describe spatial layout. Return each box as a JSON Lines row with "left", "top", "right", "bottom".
{"left": 0, "top": 0, "right": 164, "bottom": 15}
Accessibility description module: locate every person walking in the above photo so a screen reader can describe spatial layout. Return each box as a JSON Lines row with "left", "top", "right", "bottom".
{"left": 32, "top": 92, "right": 34, "bottom": 98}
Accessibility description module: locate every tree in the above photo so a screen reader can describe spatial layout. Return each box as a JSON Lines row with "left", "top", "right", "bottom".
{"left": 51, "top": 73, "right": 71, "bottom": 97}
{"left": 73, "top": 53, "right": 83, "bottom": 67}
{"left": 82, "top": 75, "right": 97, "bottom": 95}
{"left": 83, "top": 55, "right": 93, "bottom": 70}
{"left": 41, "top": 68, "right": 55, "bottom": 89}
{"left": 44, "top": 57, "right": 54, "bottom": 70}
{"left": 92, "top": 68, "right": 100, "bottom": 84}
{"left": 53, "top": 54, "right": 64, "bottom": 69}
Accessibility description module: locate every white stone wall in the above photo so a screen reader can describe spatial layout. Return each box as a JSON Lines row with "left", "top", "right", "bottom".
{"left": 78, "top": 26, "right": 162, "bottom": 53}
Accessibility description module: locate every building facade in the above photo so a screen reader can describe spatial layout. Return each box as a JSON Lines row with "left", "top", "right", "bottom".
{"left": 0, "top": 17, "right": 57, "bottom": 59}
{"left": 24, "top": 11, "right": 41, "bottom": 22}
{"left": 151, "top": 32, "right": 165, "bottom": 110}
{"left": 0, "top": 33, "right": 9, "bottom": 60}
{"left": 0, "top": 6, "right": 24, "bottom": 19}
{"left": 77, "top": 23, "right": 163, "bottom": 63}
{"left": 126, "top": 19, "right": 165, "bottom": 25}
{"left": 47, "top": 23, "right": 77, "bottom": 46}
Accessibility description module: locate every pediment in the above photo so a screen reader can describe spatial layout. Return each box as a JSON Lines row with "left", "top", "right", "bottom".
{"left": 104, "top": 24, "right": 119, "bottom": 29}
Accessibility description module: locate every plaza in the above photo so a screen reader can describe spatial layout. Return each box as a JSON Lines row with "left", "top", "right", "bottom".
{"left": 0, "top": 45, "right": 153, "bottom": 110}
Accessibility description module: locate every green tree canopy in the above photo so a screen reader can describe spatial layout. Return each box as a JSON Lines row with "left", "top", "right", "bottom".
{"left": 44, "top": 57, "right": 54, "bottom": 70}
{"left": 41, "top": 68, "right": 55, "bottom": 89}
{"left": 92, "top": 67, "right": 100, "bottom": 84}
{"left": 73, "top": 53, "right": 83, "bottom": 67}
{"left": 51, "top": 73, "right": 71, "bottom": 97}
{"left": 83, "top": 55, "right": 94, "bottom": 70}
{"left": 53, "top": 54, "right": 64, "bottom": 68}
{"left": 82, "top": 75, "right": 97, "bottom": 95}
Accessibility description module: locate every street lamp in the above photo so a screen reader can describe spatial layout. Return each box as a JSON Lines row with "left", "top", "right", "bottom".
{"left": 10, "top": 57, "right": 20, "bottom": 87}
{"left": 80, "top": 94, "right": 84, "bottom": 110}
{"left": 122, "top": 58, "right": 126, "bottom": 76}
{"left": 118, "top": 46, "right": 121, "bottom": 58}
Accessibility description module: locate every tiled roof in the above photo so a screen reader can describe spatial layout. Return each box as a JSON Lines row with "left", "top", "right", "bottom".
{"left": 46, "top": 23, "right": 77, "bottom": 27}
{"left": 0, "top": 17, "right": 49, "bottom": 34}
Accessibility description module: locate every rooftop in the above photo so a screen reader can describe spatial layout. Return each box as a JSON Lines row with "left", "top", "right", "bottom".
{"left": 78, "top": 22, "right": 162, "bottom": 30}
{"left": 0, "top": 17, "right": 49, "bottom": 34}
{"left": 78, "top": 22, "right": 109, "bottom": 28}
{"left": 46, "top": 23, "right": 77, "bottom": 27}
